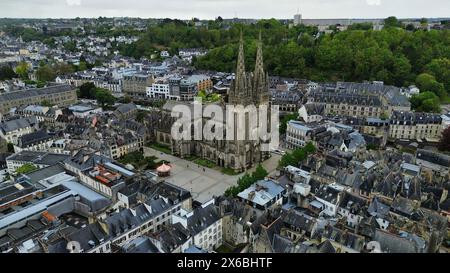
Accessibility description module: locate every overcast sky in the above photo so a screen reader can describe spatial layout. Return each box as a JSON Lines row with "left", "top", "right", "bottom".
{"left": 0, "top": 0, "right": 449, "bottom": 19}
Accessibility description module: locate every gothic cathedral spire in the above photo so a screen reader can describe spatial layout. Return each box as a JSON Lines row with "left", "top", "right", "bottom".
{"left": 236, "top": 31, "right": 246, "bottom": 80}
{"left": 253, "top": 30, "right": 269, "bottom": 104}
{"left": 233, "top": 31, "right": 247, "bottom": 100}
{"left": 254, "top": 30, "right": 264, "bottom": 79}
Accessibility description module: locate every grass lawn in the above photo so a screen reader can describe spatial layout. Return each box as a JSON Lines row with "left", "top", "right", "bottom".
{"left": 186, "top": 157, "right": 242, "bottom": 176}
{"left": 193, "top": 158, "right": 216, "bottom": 168}
{"left": 183, "top": 155, "right": 199, "bottom": 161}
{"left": 148, "top": 143, "right": 172, "bottom": 154}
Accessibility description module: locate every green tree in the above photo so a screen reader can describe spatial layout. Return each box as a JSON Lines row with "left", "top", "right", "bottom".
{"left": 95, "top": 88, "right": 116, "bottom": 106}
{"left": 278, "top": 143, "right": 316, "bottom": 168}
{"left": 79, "top": 82, "right": 97, "bottom": 99}
{"left": 384, "top": 16, "right": 401, "bottom": 28}
{"left": 438, "top": 127, "right": 450, "bottom": 152}
{"left": 279, "top": 113, "right": 298, "bottom": 135}
{"left": 36, "top": 65, "right": 56, "bottom": 82}
{"left": 304, "top": 142, "right": 316, "bottom": 154}
{"left": 405, "top": 24, "right": 416, "bottom": 31}
{"left": 224, "top": 164, "right": 268, "bottom": 197}
{"left": 78, "top": 61, "right": 88, "bottom": 71}
{"left": 425, "top": 58, "right": 450, "bottom": 93}
{"left": 420, "top": 18, "right": 428, "bottom": 25}
{"left": 278, "top": 153, "right": 297, "bottom": 168}
{"left": 136, "top": 110, "right": 147, "bottom": 122}
{"left": 410, "top": 91, "right": 441, "bottom": 113}
{"left": 7, "top": 142, "right": 14, "bottom": 153}
{"left": 15, "top": 62, "right": 30, "bottom": 79}
{"left": 53, "top": 62, "right": 74, "bottom": 76}
{"left": 392, "top": 55, "right": 412, "bottom": 86}
{"left": 416, "top": 73, "right": 446, "bottom": 99}
{"left": 0, "top": 65, "right": 17, "bottom": 80}
{"left": 64, "top": 41, "right": 77, "bottom": 52}
{"left": 252, "top": 164, "right": 268, "bottom": 181}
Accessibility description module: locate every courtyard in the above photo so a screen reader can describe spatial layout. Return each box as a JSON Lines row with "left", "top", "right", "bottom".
{"left": 144, "top": 147, "right": 281, "bottom": 203}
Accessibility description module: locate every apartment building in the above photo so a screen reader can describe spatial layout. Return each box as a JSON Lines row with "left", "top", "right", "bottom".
{"left": 389, "top": 111, "right": 442, "bottom": 141}
{"left": 286, "top": 120, "right": 328, "bottom": 149}
{"left": 172, "top": 199, "right": 222, "bottom": 252}
{"left": 0, "top": 117, "right": 38, "bottom": 145}
{"left": 123, "top": 74, "right": 154, "bottom": 99}
{"left": 0, "top": 84, "right": 77, "bottom": 114}
{"left": 106, "top": 133, "right": 144, "bottom": 160}
{"left": 308, "top": 93, "right": 384, "bottom": 118}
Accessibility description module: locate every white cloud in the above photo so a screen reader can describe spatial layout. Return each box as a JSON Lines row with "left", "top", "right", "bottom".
{"left": 66, "top": 0, "right": 81, "bottom": 6}
{"left": 366, "top": 0, "right": 381, "bottom": 6}
{"left": 0, "top": 0, "right": 449, "bottom": 19}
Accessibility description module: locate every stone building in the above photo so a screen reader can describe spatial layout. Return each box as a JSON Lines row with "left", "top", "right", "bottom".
{"left": 308, "top": 92, "right": 385, "bottom": 118}
{"left": 389, "top": 111, "right": 442, "bottom": 141}
{"left": 123, "top": 74, "right": 154, "bottom": 99}
{"left": 154, "top": 33, "right": 272, "bottom": 171}
{"left": 0, "top": 84, "right": 77, "bottom": 114}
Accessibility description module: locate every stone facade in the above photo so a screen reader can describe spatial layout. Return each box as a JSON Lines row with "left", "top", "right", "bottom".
{"left": 123, "top": 74, "right": 154, "bottom": 99}
{"left": 0, "top": 85, "right": 77, "bottom": 114}
{"left": 155, "top": 33, "right": 272, "bottom": 171}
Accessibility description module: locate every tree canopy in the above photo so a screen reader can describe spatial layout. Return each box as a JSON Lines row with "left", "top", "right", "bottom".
{"left": 15, "top": 62, "right": 30, "bottom": 79}
{"left": 224, "top": 164, "right": 269, "bottom": 197}
{"left": 279, "top": 142, "right": 316, "bottom": 168}
{"left": 438, "top": 127, "right": 450, "bottom": 152}
{"left": 78, "top": 82, "right": 116, "bottom": 106}
{"left": 0, "top": 65, "right": 17, "bottom": 80}
{"left": 410, "top": 91, "right": 441, "bottom": 113}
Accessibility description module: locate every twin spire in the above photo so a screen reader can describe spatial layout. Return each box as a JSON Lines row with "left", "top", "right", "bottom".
{"left": 231, "top": 30, "right": 267, "bottom": 104}
{"left": 235, "top": 30, "right": 264, "bottom": 77}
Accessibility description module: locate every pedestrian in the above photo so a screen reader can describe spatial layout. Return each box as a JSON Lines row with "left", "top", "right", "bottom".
{"left": 203, "top": 168, "right": 205, "bottom": 172}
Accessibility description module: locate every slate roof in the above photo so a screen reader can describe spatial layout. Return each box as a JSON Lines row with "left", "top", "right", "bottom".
{"left": 237, "top": 180, "right": 286, "bottom": 207}
{"left": 416, "top": 149, "right": 450, "bottom": 168}
{"left": 391, "top": 196, "right": 416, "bottom": 217}
{"left": 367, "top": 197, "right": 391, "bottom": 220}
{"left": 372, "top": 229, "right": 417, "bottom": 253}
{"left": 121, "top": 236, "right": 160, "bottom": 253}
{"left": 0, "top": 117, "right": 36, "bottom": 134}
{"left": 105, "top": 208, "right": 140, "bottom": 237}
{"left": 390, "top": 111, "right": 442, "bottom": 125}
{"left": 282, "top": 209, "right": 316, "bottom": 236}
{"left": 7, "top": 151, "right": 70, "bottom": 166}
{"left": 185, "top": 203, "right": 221, "bottom": 236}
{"left": 315, "top": 185, "right": 340, "bottom": 204}
{"left": 115, "top": 103, "right": 137, "bottom": 114}
{"left": 271, "top": 234, "right": 294, "bottom": 253}
{"left": 153, "top": 223, "right": 191, "bottom": 253}
{"left": 17, "top": 130, "right": 52, "bottom": 148}
{"left": 64, "top": 150, "right": 111, "bottom": 171}
{"left": 322, "top": 225, "right": 365, "bottom": 252}
{"left": 339, "top": 192, "right": 368, "bottom": 214}
{"left": 310, "top": 92, "right": 382, "bottom": 107}
{"left": 66, "top": 223, "right": 109, "bottom": 252}
{"left": 0, "top": 84, "right": 74, "bottom": 102}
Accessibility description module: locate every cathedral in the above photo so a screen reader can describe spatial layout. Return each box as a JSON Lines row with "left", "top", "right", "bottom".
{"left": 155, "top": 32, "right": 272, "bottom": 171}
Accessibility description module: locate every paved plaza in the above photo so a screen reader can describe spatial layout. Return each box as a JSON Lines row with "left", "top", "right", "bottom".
{"left": 144, "top": 147, "right": 281, "bottom": 203}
